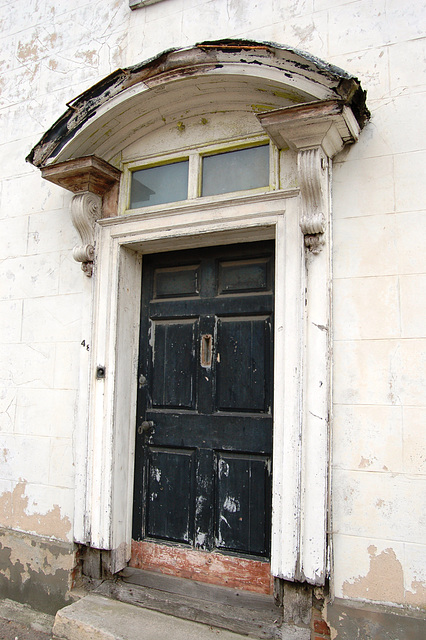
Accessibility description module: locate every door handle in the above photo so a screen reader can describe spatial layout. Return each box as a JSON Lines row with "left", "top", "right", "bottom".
{"left": 138, "top": 420, "right": 155, "bottom": 434}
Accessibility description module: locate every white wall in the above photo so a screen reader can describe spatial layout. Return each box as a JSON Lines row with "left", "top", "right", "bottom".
{"left": 0, "top": 0, "right": 424, "bottom": 607}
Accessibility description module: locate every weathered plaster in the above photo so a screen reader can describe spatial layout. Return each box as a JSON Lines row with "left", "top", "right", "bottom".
{"left": 342, "top": 546, "right": 404, "bottom": 603}
{"left": 406, "top": 579, "right": 426, "bottom": 609}
{"left": 342, "top": 544, "right": 426, "bottom": 608}
{"left": 0, "top": 527, "right": 75, "bottom": 615}
{"left": 327, "top": 598, "right": 426, "bottom": 640}
{"left": 0, "top": 0, "right": 425, "bottom": 635}
{"left": 0, "top": 482, "right": 71, "bottom": 542}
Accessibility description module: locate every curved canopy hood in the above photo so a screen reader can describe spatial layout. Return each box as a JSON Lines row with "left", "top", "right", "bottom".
{"left": 27, "top": 40, "right": 368, "bottom": 168}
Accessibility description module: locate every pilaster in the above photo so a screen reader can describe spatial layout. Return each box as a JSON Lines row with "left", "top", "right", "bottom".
{"left": 259, "top": 99, "right": 360, "bottom": 585}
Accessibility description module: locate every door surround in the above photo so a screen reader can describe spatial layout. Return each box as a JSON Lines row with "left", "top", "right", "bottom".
{"left": 91, "top": 189, "right": 301, "bottom": 576}
{"left": 29, "top": 42, "right": 367, "bottom": 587}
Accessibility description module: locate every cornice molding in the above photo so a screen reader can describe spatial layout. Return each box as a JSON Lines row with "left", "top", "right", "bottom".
{"left": 41, "top": 155, "right": 121, "bottom": 195}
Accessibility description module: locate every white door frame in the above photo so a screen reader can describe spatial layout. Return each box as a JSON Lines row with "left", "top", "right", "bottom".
{"left": 87, "top": 190, "right": 307, "bottom": 579}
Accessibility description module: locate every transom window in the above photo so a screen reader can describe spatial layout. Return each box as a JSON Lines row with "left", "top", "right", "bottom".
{"left": 124, "top": 141, "right": 271, "bottom": 213}
{"left": 131, "top": 160, "right": 189, "bottom": 209}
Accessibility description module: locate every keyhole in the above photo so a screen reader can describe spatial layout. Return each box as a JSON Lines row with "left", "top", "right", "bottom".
{"left": 201, "top": 334, "right": 212, "bottom": 368}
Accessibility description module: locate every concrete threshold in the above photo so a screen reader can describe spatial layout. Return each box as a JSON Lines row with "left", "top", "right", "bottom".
{"left": 52, "top": 593, "right": 255, "bottom": 640}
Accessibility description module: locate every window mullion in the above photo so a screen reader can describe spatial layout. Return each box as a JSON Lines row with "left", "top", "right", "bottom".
{"left": 188, "top": 153, "right": 201, "bottom": 200}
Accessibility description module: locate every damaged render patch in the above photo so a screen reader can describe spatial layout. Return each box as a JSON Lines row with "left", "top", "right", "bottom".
{"left": 343, "top": 546, "right": 404, "bottom": 603}
{"left": 342, "top": 545, "right": 426, "bottom": 607}
{"left": 0, "top": 481, "right": 71, "bottom": 542}
{"left": 0, "top": 483, "right": 74, "bottom": 613}
{"left": 0, "top": 527, "right": 75, "bottom": 615}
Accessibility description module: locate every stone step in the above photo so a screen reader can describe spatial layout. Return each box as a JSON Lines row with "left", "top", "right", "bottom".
{"left": 52, "top": 593, "right": 259, "bottom": 640}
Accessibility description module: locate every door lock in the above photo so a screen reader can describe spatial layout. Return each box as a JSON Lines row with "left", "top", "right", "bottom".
{"left": 138, "top": 420, "right": 155, "bottom": 434}
{"left": 201, "top": 334, "right": 213, "bottom": 368}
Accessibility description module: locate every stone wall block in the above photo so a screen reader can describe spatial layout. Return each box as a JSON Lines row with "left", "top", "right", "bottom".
{"left": 333, "top": 404, "right": 403, "bottom": 474}
{"left": 333, "top": 470, "right": 426, "bottom": 544}
{"left": 333, "top": 276, "right": 400, "bottom": 340}
{"left": 22, "top": 294, "right": 82, "bottom": 343}
{"left": 394, "top": 150, "right": 426, "bottom": 213}
{"left": 332, "top": 155, "right": 395, "bottom": 218}
{"left": 1, "top": 343, "right": 55, "bottom": 390}
{"left": 0, "top": 435, "right": 50, "bottom": 485}
{"left": 0, "top": 300, "right": 23, "bottom": 344}
{"left": 328, "top": 0, "right": 389, "bottom": 56}
{"left": 333, "top": 214, "right": 398, "bottom": 279}
{"left": 15, "top": 388, "right": 77, "bottom": 438}
{"left": 402, "top": 407, "right": 426, "bottom": 475}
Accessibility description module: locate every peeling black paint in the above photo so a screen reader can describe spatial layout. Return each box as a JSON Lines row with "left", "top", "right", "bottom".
{"left": 27, "top": 39, "right": 369, "bottom": 169}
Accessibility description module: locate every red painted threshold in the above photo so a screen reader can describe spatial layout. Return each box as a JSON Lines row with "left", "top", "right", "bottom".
{"left": 130, "top": 540, "right": 273, "bottom": 595}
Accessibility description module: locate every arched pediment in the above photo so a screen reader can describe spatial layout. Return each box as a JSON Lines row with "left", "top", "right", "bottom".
{"left": 27, "top": 40, "right": 368, "bottom": 168}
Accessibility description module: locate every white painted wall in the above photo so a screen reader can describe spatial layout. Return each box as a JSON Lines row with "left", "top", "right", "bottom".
{"left": 0, "top": 0, "right": 425, "bottom": 608}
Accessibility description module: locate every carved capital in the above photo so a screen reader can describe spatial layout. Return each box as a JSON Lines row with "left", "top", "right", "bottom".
{"left": 298, "top": 148, "right": 327, "bottom": 253}
{"left": 257, "top": 99, "right": 360, "bottom": 157}
{"left": 70, "top": 192, "right": 102, "bottom": 276}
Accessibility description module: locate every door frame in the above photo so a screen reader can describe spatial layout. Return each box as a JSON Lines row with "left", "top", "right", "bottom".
{"left": 83, "top": 184, "right": 329, "bottom": 585}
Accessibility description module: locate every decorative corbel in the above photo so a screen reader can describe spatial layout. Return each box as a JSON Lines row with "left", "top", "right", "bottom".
{"left": 257, "top": 99, "right": 360, "bottom": 254}
{"left": 70, "top": 192, "right": 102, "bottom": 276}
{"left": 298, "top": 147, "right": 327, "bottom": 254}
{"left": 41, "top": 156, "right": 122, "bottom": 276}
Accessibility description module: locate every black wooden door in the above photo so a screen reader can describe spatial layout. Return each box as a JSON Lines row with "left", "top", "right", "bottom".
{"left": 133, "top": 241, "right": 274, "bottom": 559}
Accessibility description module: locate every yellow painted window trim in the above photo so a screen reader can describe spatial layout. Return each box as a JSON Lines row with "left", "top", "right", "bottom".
{"left": 119, "top": 136, "right": 278, "bottom": 215}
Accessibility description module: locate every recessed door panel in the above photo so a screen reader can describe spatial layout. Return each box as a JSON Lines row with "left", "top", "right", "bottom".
{"left": 154, "top": 265, "right": 200, "bottom": 299}
{"left": 216, "top": 452, "right": 271, "bottom": 556}
{"left": 218, "top": 258, "right": 271, "bottom": 294}
{"left": 146, "top": 447, "right": 196, "bottom": 543}
{"left": 151, "top": 319, "right": 198, "bottom": 409}
{"left": 216, "top": 316, "right": 271, "bottom": 413}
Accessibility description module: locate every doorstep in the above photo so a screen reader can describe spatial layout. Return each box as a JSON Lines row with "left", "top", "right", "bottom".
{"left": 52, "top": 565, "right": 312, "bottom": 640}
{"left": 52, "top": 593, "right": 267, "bottom": 640}
{"left": 99, "top": 567, "right": 282, "bottom": 639}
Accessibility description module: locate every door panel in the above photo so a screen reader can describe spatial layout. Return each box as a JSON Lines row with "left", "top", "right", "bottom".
{"left": 133, "top": 241, "right": 274, "bottom": 562}
{"left": 151, "top": 319, "right": 198, "bottom": 409}
{"left": 146, "top": 447, "right": 196, "bottom": 543}
{"left": 216, "top": 452, "right": 271, "bottom": 556}
{"left": 216, "top": 316, "right": 271, "bottom": 412}
{"left": 154, "top": 265, "right": 200, "bottom": 299}
{"left": 218, "top": 258, "right": 271, "bottom": 294}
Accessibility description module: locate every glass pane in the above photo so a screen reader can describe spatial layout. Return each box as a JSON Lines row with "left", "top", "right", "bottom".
{"left": 201, "top": 145, "right": 269, "bottom": 197}
{"left": 130, "top": 160, "right": 189, "bottom": 208}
